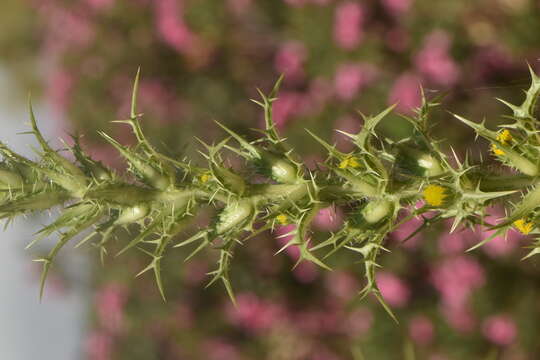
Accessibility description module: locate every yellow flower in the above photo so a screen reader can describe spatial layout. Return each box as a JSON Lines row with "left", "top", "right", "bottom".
{"left": 496, "top": 129, "right": 512, "bottom": 145}
{"left": 339, "top": 156, "right": 360, "bottom": 169}
{"left": 423, "top": 184, "right": 448, "bottom": 207}
{"left": 513, "top": 218, "right": 534, "bottom": 235}
{"left": 491, "top": 129, "right": 512, "bottom": 156}
{"left": 490, "top": 143, "right": 505, "bottom": 156}
{"left": 276, "top": 214, "right": 288, "bottom": 225}
{"left": 200, "top": 173, "right": 211, "bottom": 184}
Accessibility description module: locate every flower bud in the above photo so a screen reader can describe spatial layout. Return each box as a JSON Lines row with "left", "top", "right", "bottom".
{"left": 395, "top": 147, "right": 444, "bottom": 178}
{"left": 350, "top": 199, "right": 393, "bottom": 228}
{"left": 115, "top": 204, "right": 150, "bottom": 225}
{"left": 0, "top": 168, "right": 24, "bottom": 190}
{"left": 215, "top": 199, "right": 254, "bottom": 234}
{"left": 256, "top": 152, "right": 299, "bottom": 184}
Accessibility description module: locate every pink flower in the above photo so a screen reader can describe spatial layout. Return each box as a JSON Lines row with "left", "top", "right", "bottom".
{"left": 46, "top": 71, "right": 73, "bottom": 113}
{"left": 293, "top": 261, "right": 319, "bottom": 283}
{"left": 388, "top": 73, "right": 422, "bottom": 114}
{"left": 325, "top": 271, "right": 358, "bottom": 300}
{"left": 343, "top": 307, "right": 373, "bottom": 335}
{"left": 480, "top": 228, "right": 520, "bottom": 257}
{"left": 334, "top": 63, "right": 378, "bottom": 100}
{"left": 272, "top": 91, "right": 304, "bottom": 128}
{"left": 95, "top": 283, "right": 127, "bottom": 335}
{"left": 381, "top": 0, "right": 412, "bottom": 16}
{"left": 430, "top": 255, "right": 485, "bottom": 308}
{"left": 86, "top": 0, "right": 114, "bottom": 11}
{"left": 391, "top": 213, "right": 424, "bottom": 250}
{"left": 226, "top": 293, "right": 284, "bottom": 333}
{"left": 478, "top": 208, "right": 523, "bottom": 257}
{"left": 204, "top": 339, "right": 242, "bottom": 360}
{"left": 482, "top": 315, "right": 517, "bottom": 346}
{"left": 438, "top": 231, "right": 469, "bottom": 255}
{"left": 334, "top": 2, "right": 365, "bottom": 50}
{"left": 85, "top": 332, "right": 113, "bottom": 360}
{"left": 275, "top": 41, "right": 308, "bottom": 83}
{"left": 441, "top": 304, "right": 476, "bottom": 333}
{"left": 408, "top": 315, "right": 434, "bottom": 345}
{"left": 154, "top": 0, "right": 204, "bottom": 59}
{"left": 376, "top": 271, "right": 411, "bottom": 308}
{"left": 414, "top": 31, "right": 460, "bottom": 87}
{"left": 313, "top": 206, "right": 344, "bottom": 231}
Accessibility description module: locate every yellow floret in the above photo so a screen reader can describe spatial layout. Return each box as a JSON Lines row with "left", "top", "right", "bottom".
{"left": 490, "top": 143, "right": 505, "bottom": 156}
{"left": 423, "top": 184, "right": 448, "bottom": 207}
{"left": 513, "top": 218, "right": 534, "bottom": 235}
{"left": 276, "top": 214, "right": 288, "bottom": 225}
{"left": 496, "top": 129, "right": 512, "bottom": 145}
{"left": 200, "top": 173, "right": 211, "bottom": 183}
{"left": 339, "top": 156, "right": 360, "bottom": 169}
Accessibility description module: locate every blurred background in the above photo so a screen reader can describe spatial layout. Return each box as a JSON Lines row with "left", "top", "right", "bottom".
{"left": 1, "top": 0, "right": 540, "bottom": 359}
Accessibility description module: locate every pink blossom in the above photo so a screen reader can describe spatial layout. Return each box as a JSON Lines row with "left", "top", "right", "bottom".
{"left": 438, "top": 231, "right": 469, "bottom": 255}
{"left": 154, "top": 0, "right": 202, "bottom": 58}
{"left": 85, "top": 332, "right": 113, "bottom": 360}
{"left": 441, "top": 304, "right": 476, "bottom": 333}
{"left": 313, "top": 206, "right": 344, "bottom": 231}
{"left": 86, "top": 0, "right": 114, "bottom": 11}
{"left": 381, "top": 0, "right": 412, "bottom": 16}
{"left": 471, "top": 45, "right": 517, "bottom": 82}
{"left": 408, "top": 315, "right": 434, "bottom": 345}
{"left": 430, "top": 255, "right": 485, "bottom": 308}
{"left": 334, "top": 2, "right": 365, "bottom": 50}
{"left": 226, "top": 293, "right": 284, "bottom": 333}
{"left": 388, "top": 73, "right": 422, "bottom": 114}
{"left": 334, "top": 63, "right": 378, "bottom": 100}
{"left": 325, "top": 271, "right": 358, "bottom": 300}
{"left": 204, "top": 339, "right": 242, "bottom": 360}
{"left": 391, "top": 214, "right": 424, "bottom": 250}
{"left": 37, "top": 5, "right": 95, "bottom": 55}
{"left": 275, "top": 41, "right": 308, "bottom": 83}
{"left": 293, "top": 261, "right": 319, "bottom": 283}
{"left": 272, "top": 91, "right": 305, "bottom": 128}
{"left": 95, "top": 283, "right": 127, "bottom": 335}
{"left": 481, "top": 228, "right": 520, "bottom": 257}
{"left": 343, "top": 307, "right": 373, "bottom": 335}
{"left": 305, "top": 77, "right": 334, "bottom": 115}
{"left": 482, "top": 315, "right": 517, "bottom": 346}
{"left": 46, "top": 70, "right": 74, "bottom": 113}
{"left": 478, "top": 207, "right": 523, "bottom": 257}
{"left": 376, "top": 271, "right": 411, "bottom": 308}
{"left": 294, "top": 308, "right": 340, "bottom": 334}
{"left": 414, "top": 31, "right": 460, "bottom": 86}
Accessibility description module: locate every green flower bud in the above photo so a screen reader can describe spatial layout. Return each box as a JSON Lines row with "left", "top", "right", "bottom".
{"left": 115, "top": 204, "right": 150, "bottom": 225}
{"left": 256, "top": 152, "right": 299, "bottom": 184}
{"left": 350, "top": 199, "right": 393, "bottom": 228}
{"left": 395, "top": 147, "right": 444, "bottom": 178}
{"left": 215, "top": 199, "right": 254, "bottom": 234}
{"left": 0, "top": 168, "right": 24, "bottom": 190}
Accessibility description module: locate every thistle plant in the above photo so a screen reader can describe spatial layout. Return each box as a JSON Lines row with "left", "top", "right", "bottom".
{"left": 2, "top": 67, "right": 540, "bottom": 319}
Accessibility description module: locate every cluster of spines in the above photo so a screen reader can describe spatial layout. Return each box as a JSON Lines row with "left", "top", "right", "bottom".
{"left": 1, "top": 67, "right": 540, "bottom": 319}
